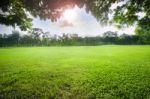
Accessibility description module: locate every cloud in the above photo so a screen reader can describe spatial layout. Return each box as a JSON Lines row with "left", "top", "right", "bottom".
{"left": 59, "top": 20, "right": 74, "bottom": 28}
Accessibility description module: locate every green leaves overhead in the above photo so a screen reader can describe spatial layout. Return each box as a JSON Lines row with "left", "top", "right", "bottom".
{"left": 0, "top": 0, "right": 32, "bottom": 30}
{"left": 0, "top": 0, "right": 119, "bottom": 29}
{"left": 0, "top": 0, "right": 150, "bottom": 36}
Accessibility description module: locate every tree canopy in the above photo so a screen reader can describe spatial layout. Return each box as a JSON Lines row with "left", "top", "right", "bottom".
{"left": 0, "top": 0, "right": 150, "bottom": 35}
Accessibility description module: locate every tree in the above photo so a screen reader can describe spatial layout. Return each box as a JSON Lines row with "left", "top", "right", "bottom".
{"left": 11, "top": 30, "right": 20, "bottom": 45}
{"left": 0, "top": 0, "right": 32, "bottom": 30}
{"left": 42, "top": 32, "right": 50, "bottom": 39}
{"left": 112, "top": 0, "right": 150, "bottom": 36}
{"left": 102, "top": 31, "right": 118, "bottom": 44}
{"left": 6, "top": 31, "right": 20, "bottom": 46}
{"left": 0, "top": 34, "right": 2, "bottom": 38}
{"left": 42, "top": 32, "right": 51, "bottom": 46}
{"left": 20, "top": 35, "right": 33, "bottom": 46}
{"left": 1, "top": 0, "right": 150, "bottom": 35}
{"left": 103, "top": 31, "right": 118, "bottom": 38}
{"left": 28, "top": 28, "right": 43, "bottom": 45}
{"left": 28, "top": 28, "right": 43, "bottom": 39}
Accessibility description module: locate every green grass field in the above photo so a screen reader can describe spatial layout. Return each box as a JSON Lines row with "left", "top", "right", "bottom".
{"left": 0, "top": 46, "right": 150, "bottom": 99}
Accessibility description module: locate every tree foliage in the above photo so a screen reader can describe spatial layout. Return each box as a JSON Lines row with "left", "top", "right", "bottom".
{"left": 0, "top": 0, "right": 150, "bottom": 36}
{"left": 0, "top": 29, "right": 149, "bottom": 47}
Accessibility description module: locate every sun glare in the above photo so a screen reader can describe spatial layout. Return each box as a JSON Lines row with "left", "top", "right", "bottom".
{"left": 63, "top": 9, "right": 77, "bottom": 22}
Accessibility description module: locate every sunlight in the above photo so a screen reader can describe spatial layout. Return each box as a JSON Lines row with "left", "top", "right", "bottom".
{"left": 63, "top": 9, "right": 77, "bottom": 22}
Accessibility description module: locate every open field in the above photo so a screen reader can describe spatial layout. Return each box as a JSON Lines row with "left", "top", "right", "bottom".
{"left": 0, "top": 45, "right": 150, "bottom": 99}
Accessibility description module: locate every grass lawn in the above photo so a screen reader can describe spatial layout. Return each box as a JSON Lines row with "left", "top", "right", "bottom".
{"left": 0, "top": 45, "right": 150, "bottom": 99}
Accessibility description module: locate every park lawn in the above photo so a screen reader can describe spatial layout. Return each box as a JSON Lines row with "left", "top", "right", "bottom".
{"left": 0, "top": 45, "right": 150, "bottom": 99}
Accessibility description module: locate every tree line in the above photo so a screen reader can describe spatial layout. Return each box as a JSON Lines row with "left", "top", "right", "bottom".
{"left": 0, "top": 28, "right": 150, "bottom": 47}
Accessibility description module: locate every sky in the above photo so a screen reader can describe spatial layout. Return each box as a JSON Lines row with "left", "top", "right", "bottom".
{"left": 0, "top": 6, "right": 135, "bottom": 37}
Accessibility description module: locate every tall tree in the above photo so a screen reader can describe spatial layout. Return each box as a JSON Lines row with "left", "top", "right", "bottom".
{"left": 28, "top": 28, "right": 43, "bottom": 39}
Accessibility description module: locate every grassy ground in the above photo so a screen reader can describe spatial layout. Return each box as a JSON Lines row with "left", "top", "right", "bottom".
{"left": 0, "top": 45, "right": 150, "bottom": 99}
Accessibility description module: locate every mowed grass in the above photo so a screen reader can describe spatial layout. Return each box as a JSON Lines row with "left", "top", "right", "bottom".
{"left": 0, "top": 46, "right": 150, "bottom": 99}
